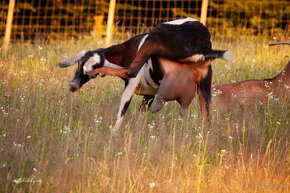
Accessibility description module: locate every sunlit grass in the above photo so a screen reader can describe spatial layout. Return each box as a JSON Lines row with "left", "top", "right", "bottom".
{"left": 0, "top": 36, "right": 289, "bottom": 193}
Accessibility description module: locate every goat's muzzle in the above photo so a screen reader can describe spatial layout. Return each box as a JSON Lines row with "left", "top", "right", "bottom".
{"left": 69, "top": 81, "right": 80, "bottom": 92}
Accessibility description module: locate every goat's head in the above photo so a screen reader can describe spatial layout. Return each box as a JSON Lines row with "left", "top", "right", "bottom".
{"left": 59, "top": 49, "right": 105, "bottom": 92}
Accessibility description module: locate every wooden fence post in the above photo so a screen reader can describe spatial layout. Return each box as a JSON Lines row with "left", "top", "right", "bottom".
{"left": 106, "top": 0, "right": 116, "bottom": 46}
{"left": 200, "top": 0, "right": 209, "bottom": 25}
{"left": 3, "top": 0, "right": 15, "bottom": 52}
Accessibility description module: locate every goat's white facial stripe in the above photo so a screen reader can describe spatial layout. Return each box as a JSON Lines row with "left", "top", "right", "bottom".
{"left": 83, "top": 54, "right": 101, "bottom": 74}
{"left": 164, "top": 17, "right": 198, "bottom": 25}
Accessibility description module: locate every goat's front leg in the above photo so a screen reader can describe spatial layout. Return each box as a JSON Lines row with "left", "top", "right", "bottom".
{"left": 95, "top": 57, "right": 150, "bottom": 78}
{"left": 113, "top": 77, "right": 141, "bottom": 133}
{"left": 89, "top": 41, "right": 156, "bottom": 79}
{"left": 88, "top": 67, "right": 130, "bottom": 79}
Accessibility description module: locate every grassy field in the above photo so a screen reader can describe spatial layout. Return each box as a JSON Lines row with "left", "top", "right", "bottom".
{"left": 0, "top": 36, "right": 289, "bottom": 193}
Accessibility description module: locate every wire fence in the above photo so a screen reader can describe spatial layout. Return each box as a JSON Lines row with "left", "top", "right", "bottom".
{"left": 0, "top": 0, "right": 289, "bottom": 42}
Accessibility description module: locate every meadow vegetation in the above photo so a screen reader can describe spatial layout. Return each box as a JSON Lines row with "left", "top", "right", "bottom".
{"left": 0, "top": 36, "right": 289, "bottom": 193}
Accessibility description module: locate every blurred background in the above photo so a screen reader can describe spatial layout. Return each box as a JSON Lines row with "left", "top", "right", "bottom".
{"left": 0, "top": 2, "right": 289, "bottom": 192}
{"left": 0, "top": 0, "right": 289, "bottom": 43}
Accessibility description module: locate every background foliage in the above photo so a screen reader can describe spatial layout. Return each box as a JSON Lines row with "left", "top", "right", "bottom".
{"left": 0, "top": 0, "right": 289, "bottom": 41}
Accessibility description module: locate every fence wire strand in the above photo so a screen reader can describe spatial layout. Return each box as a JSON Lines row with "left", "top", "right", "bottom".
{"left": 0, "top": 0, "right": 289, "bottom": 42}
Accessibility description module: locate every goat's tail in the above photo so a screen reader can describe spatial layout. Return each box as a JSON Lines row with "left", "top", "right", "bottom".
{"left": 205, "top": 50, "right": 232, "bottom": 62}
{"left": 269, "top": 41, "right": 290, "bottom": 46}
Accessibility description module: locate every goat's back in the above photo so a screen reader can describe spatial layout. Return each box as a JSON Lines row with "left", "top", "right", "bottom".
{"left": 213, "top": 80, "right": 268, "bottom": 113}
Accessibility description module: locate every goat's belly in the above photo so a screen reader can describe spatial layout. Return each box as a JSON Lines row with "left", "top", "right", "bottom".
{"left": 135, "top": 84, "right": 158, "bottom": 95}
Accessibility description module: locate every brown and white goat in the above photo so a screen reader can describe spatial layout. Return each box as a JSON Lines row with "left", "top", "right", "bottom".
{"left": 213, "top": 42, "right": 290, "bottom": 113}
{"left": 86, "top": 18, "right": 230, "bottom": 115}
{"left": 59, "top": 33, "right": 158, "bottom": 130}
{"left": 88, "top": 18, "right": 231, "bottom": 79}
{"left": 60, "top": 18, "right": 230, "bottom": 131}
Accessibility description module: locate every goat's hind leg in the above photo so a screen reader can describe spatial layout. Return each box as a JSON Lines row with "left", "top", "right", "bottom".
{"left": 139, "top": 95, "right": 155, "bottom": 112}
{"left": 179, "top": 105, "right": 189, "bottom": 117}
{"left": 197, "top": 67, "right": 212, "bottom": 118}
{"left": 151, "top": 94, "right": 166, "bottom": 113}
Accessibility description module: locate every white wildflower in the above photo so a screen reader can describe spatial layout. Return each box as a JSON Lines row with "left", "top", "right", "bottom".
{"left": 149, "top": 182, "right": 156, "bottom": 188}
{"left": 13, "top": 176, "right": 26, "bottom": 184}
{"left": 60, "top": 126, "right": 71, "bottom": 134}
{"left": 221, "top": 149, "right": 227, "bottom": 155}
{"left": 116, "top": 151, "right": 123, "bottom": 157}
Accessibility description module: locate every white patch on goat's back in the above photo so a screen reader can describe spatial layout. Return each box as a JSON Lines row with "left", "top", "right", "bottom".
{"left": 83, "top": 53, "right": 101, "bottom": 74}
{"left": 138, "top": 34, "right": 149, "bottom": 51}
{"left": 164, "top": 17, "right": 198, "bottom": 25}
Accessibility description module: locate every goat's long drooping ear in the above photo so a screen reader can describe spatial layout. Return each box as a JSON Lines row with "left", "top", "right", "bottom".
{"left": 269, "top": 41, "right": 290, "bottom": 46}
{"left": 59, "top": 50, "right": 89, "bottom": 68}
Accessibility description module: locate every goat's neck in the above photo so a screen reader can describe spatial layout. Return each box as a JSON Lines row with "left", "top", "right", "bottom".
{"left": 103, "top": 44, "right": 126, "bottom": 67}
{"left": 103, "top": 34, "right": 146, "bottom": 69}
{"left": 272, "top": 61, "right": 290, "bottom": 87}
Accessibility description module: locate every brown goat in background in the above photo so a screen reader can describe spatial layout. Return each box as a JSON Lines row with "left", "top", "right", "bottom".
{"left": 213, "top": 41, "right": 290, "bottom": 113}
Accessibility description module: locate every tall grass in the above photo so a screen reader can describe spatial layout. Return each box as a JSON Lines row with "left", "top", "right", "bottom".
{"left": 0, "top": 36, "right": 289, "bottom": 193}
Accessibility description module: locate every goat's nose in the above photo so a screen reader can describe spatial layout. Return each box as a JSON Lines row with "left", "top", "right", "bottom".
{"left": 69, "top": 81, "right": 79, "bottom": 92}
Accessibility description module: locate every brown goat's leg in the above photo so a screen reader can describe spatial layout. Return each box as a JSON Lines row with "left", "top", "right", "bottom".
{"left": 151, "top": 94, "right": 166, "bottom": 113}
{"left": 198, "top": 87, "right": 210, "bottom": 117}
{"left": 197, "top": 67, "right": 212, "bottom": 118}
{"left": 139, "top": 95, "right": 155, "bottom": 112}
{"left": 179, "top": 105, "right": 189, "bottom": 117}
{"left": 178, "top": 94, "right": 195, "bottom": 118}
{"left": 198, "top": 86, "right": 211, "bottom": 118}
{"left": 89, "top": 40, "right": 157, "bottom": 78}
{"left": 89, "top": 67, "right": 130, "bottom": 79}
{"left": 126, "top": 40, "right": 159, "bottom": 77}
